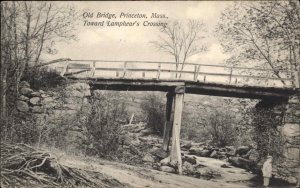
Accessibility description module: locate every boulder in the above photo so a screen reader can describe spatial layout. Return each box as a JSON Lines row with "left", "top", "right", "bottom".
{"left": 199, "top": 149, "right": 211, "bottom": 157}
{"left": 29, "top": 97, "right": 41, "bottom": 106}
{"left": 226, "top": 148, "right": 236, "bottom": 157}
{"left": 228, "top": 157, "right": 254, "bottom": 170}
{"left": 236, "top": 146, "right": 250, "bottom": 156}
{"left": 189, "top": 146, "right": 202, "bottom": 156}
{"left": 142, "top": 153, "right": 156, "bottom": 163}
{"left": 151, "top": 148, "right": 168, "bottom": 160}
{"left": 20, "top": 87, "right": 33, "bottom": 96}
{"left": 160, "top": 157, "right": 170, "bottom": 166}
{"left": 181, "top": 141, "right": 193, "bottom": 150}
{"left": 160, "top": 166, "right": 176, "bottom": 173}
{"left": 16, "top": 100, "right": 29, "bottom": 112}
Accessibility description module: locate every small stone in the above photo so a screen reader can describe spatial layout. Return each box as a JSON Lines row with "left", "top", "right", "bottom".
{"left": 151, "top": 148, "right": 168, "bottom": 160}
{"left": 20, "top": 87, "right": 33, "bottom": 96}
{"left": 160, "top": 157, "right": 170, "bottom": 166}
{"left": 16, "top": 100, "right": 29, "bottom": 112}
{"left": 236, "top": 146, "right": 250, "bottom": 156}
{"left": 19, "top": 81, "right": 30, "bottom": 88}
{"left": 182, "top": 155, "right": 197, "bottom": 165}
{"left": 210, "top": 150, "right": 218, "bottom": 158}
{"left": 32, "top": 106, "right": 43, "bottom": 113}
{"left": 282, "top": 123, "right": 300, "bottom": 137}
{"left": 30, "top": 92, "right": 41, "bottom": 97}
{"left": 29, "top": 97, "right": 41, "bottom": 106}
{"left": 183, "top": 161, "right": 195, "bottom": 174}
{"left": 160, "top": 166, "right": 176, "bottom": 173}
{"left": 143, "top": 153, "right": 156, "bottom": 163}
{"left": 18, "top": 95, "right": 29, "bottom": 101}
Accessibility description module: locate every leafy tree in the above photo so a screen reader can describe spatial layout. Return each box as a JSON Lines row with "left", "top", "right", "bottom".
{"left": 1, "top": 2, "right": 79, "bottom": 126}
{"left": 216, "top": 1, "right": 299, "bottom": 86}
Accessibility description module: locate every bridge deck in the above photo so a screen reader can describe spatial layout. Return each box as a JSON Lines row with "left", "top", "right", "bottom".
{"left": 52, "top": 59, "right": 299, "bottom": 99}
{"left": 68, "top": 76, "right": 297, "bottom": 99}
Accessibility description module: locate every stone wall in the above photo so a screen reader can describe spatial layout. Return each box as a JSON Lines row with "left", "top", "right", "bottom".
{"left": 277, "top": 94, "right": 300, "bottom": 184}
{"left": 16, "top": 81, "right": 91, "bottom": 151}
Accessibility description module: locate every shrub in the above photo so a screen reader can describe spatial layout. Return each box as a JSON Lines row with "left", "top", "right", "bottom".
{"left": 205, "top": 109, "right": 237, "bottom": 147}
{"left": 22, "top": 66, "right": 65, "bottom": 90}
{"left": 140, "top": 93, "right": 165, "bottom": 135}
{"left": 82, "top": 91, "right": 128, "bottom": 158}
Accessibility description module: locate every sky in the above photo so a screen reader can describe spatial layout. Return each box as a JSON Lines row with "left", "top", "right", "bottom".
{"left": 42, "top": 1, "right": 233, "bottom": 65}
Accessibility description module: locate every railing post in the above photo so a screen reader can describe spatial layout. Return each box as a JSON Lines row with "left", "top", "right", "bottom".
{"left": 116, "top": 71, "right": 119, "bottom": 77}
{"left": 295, "top": 71, "right": 300, "bottom": 88}
{"left": 60, "top": 60, "right": 69, "bottom": 76}
{"left": 91, "top": 61, "right": 96, "bottom": 77}
{"left": 142, "top": 72, "right": 145, "bottom": 78}
{"left": 229, "top": 68, "right": 233, "bottom": 84}
{"left": 194, "top": 65, "right": 200, "bottom": 81}
{"left": 157, "top": 63, "right": 161, "bottom": 80}
{"left": 123, "top": 61, "right": 127, "bottom": 78}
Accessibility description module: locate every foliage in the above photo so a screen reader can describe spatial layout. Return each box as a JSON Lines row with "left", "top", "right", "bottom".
{"left": 1, "top": 1, "right": 79, "bottom": 129}
{"left": 216, "top": 1, "right": 299, "bottom": 85}
{"left": 22, "top": 67, "right": 66, "bottom": 90}
{"left": 204, "top": 109, "right": 237, "bottom": 147}
{"left": 152, "top": 19, "right": 207, "bottom": 78}
{"left": 251, "top": 99, "right": 286, "bottom": 161}
{"left": 140, "top": 93, "right": 165, "bottom": 135}
{"left": 82, "top": 91, "right": 128, "bottom": 158}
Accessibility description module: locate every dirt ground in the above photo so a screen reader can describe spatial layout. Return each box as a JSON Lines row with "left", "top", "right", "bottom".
{"left": 60, "top": 156, "right": 255, "bottom": 188}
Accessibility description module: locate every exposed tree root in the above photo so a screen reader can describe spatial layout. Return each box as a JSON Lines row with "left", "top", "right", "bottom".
{"left": 0, "top": 142, "right": 125, "bottom": 187}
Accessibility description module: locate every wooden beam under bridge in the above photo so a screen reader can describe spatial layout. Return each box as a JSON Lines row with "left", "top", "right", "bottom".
{"left": 170, "top": 86, "right": 185, "bottom": 175}
{"left": 162, "top": 91, "right": 175, "bottom": 151}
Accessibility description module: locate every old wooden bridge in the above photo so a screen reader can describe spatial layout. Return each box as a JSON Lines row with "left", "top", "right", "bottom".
{"left": 53, "top": 59, "right": 299, "bottom": 174}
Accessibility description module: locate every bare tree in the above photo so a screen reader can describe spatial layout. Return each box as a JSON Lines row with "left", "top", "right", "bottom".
{"left": 151, "top": 20, "right": 207, "bottom": 78}
{"left": 0, "top": 2, "right": 79, "bottom": 126}
{"left": 216, "top": 1, "right": 299, "bottom": 85}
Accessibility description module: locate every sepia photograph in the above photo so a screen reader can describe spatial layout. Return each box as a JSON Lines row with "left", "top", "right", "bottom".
{"left": 0, "top": 1, "right": 299, "bottom": 187}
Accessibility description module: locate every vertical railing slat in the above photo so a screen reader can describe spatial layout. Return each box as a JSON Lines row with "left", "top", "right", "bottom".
{"left": 123, "top": 61, "right": 127, "bottom": 77}
{"left": 229, "top": 68, "right": 233, "bottom": 84}
{"left": 157, "top": 63, "right": 161, "bottom": 79}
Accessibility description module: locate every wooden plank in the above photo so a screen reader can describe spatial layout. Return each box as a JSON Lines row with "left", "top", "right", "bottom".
{"left": 170, "top": 86, "right": 185, "bottom": 175}
{"left": 163, "top": 91, "right": 174, "bottom": 151}
{"left": 71, "top": 59, "right": 292, "bottom": 72}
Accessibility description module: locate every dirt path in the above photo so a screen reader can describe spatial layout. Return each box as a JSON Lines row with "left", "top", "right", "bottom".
{"left": 61, "top": 156, "right": 252, "bottom": 188}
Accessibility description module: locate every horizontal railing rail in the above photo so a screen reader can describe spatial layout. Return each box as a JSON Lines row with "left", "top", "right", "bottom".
{"left": 51, "top": 59, "right": 298, "bottom": 88}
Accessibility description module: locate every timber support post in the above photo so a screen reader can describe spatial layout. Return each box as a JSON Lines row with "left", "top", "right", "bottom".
{"left": 163, "top": 91, "right": 175, "bottom": 151}
{"left": 170, "top": 86, "right": 185, "bottom": 175}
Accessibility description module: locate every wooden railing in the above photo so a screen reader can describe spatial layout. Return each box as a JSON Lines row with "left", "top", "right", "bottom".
{"left": 53, "top": 60, "right": 299, "bottom": 88}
